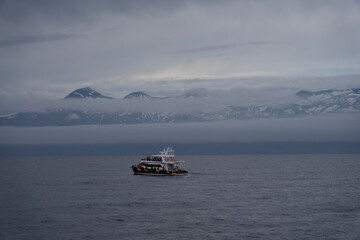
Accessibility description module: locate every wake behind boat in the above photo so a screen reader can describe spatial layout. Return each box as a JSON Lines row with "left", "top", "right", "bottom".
{"left": 131, "top": 147, "right": 188, "bottom": 176}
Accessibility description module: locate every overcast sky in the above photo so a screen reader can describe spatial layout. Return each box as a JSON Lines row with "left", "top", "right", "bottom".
{"left": 1, "top": 0, "right": 360, "bottom": 98}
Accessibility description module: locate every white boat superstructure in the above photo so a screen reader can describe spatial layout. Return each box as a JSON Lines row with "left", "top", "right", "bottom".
{"left": 132, "top": 147, "right": 188, "bottom": 175}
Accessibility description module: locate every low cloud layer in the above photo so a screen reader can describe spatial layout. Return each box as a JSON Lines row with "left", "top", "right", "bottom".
{"left": 0, "top": 33, "right": 86, "bottom": 47}
{"left": 1, "top": 115, "right": 359, "bottom": 144}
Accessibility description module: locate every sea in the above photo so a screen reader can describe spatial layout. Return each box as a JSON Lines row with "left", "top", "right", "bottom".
{"left": 1, "top": 154, "right": 359, "bottom": 240}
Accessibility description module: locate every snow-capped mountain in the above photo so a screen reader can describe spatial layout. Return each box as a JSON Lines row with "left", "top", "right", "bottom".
{"left": 1, "top": 88, "right": 359, "bottom": 126}
{"left": 177, "top": 88, "right": 210, "bottom": 99}
{"left": 295, "top": 88, "right": 360, "bottom": 114}
{"left": 123, "top": 89, "right": 212, "bottom": 100}
{"left": 64, "top": 87, "right": 113, "bottom": 99}
{"left": 224, "top": 88, "right": 360, "bottom": 118}
{"left": 123, "top": 92, "right": 152, "bottom": 100}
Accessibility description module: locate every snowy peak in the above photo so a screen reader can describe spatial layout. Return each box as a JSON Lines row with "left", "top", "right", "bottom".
{"left": 296, "top": 88, "right": 360, "bottom": 98}
{"left": 123, "top": 92, "right": 151, "bottom": 100}
{"left": 123, "top": 88, "right": 211, "bottom": 100}
{"left": 296, "top": 89, "right": 333, "bottom": 98}
{"left": 296, "top": 88, "right": 360, "bottom": 106}
{"left": 64, "top": 87, "right": 112, "bottom": 99}
{"left": 178, "top": 88, "right": 210, "bottom": 99}
{"left": 292, "top": 88, "right": 360, "bottom": 114}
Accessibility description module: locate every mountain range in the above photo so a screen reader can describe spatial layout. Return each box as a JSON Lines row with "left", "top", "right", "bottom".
{"left": 0, "top": 88, "right": 359, "bottom": 126}
{"left": 64, "top": 87, "right": 209, "bottom": 100}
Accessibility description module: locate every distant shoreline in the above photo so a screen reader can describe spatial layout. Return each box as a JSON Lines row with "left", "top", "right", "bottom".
{"left": 1, "top": 142, "right": 359, "bottom": 157}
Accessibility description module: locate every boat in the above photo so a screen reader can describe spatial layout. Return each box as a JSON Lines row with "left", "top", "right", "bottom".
{"left": 131, "top": 147, "right": 188, "bottom": 176}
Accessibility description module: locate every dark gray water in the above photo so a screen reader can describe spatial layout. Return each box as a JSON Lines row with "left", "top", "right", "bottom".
{"left": 1, "top": 154, "right": 359, "bottom": 240}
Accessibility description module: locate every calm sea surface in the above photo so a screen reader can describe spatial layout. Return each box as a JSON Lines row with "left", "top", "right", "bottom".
{"left": 1, "top": 154, "right": 359, "bottom": 240}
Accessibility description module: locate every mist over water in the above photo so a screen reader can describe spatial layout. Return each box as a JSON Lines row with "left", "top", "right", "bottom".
{"left": 1, "top": 154, "right": 359, "bottom": 239}
{"left": 1, "top": 114, "right": 359, "bottom": 145}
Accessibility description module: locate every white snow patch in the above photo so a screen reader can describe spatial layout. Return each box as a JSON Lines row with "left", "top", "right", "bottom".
{"left": 331, "top": 90, "right": 351, "bottom": 96}
{"left": 74, "top": 92, "right": 84, "bottom": 98}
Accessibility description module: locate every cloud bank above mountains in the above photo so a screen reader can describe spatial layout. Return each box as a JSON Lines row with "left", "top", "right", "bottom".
{"left": 0, "top": 0, "right": 360, "bottom": 97}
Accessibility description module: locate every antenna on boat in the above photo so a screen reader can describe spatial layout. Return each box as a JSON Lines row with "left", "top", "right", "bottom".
{"left": 160, "top": 146, "right": 174, "bottom": 156}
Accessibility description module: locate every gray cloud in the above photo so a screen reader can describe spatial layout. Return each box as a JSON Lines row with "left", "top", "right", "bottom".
{"left": 175, "top": 44, "right": 240, "bottom": 54}
{"left": 0, "top": 0, "right": 359, "bottom": 97}
{"left": 103, "top": 27, "right": 117, "bottom": 32}
{"left": 0, "top": 0, "right": 188, "bottom": 26}
{"left": 175, "top": 41, "right": 279, "bottom": 54}
{"left": 0, "top": 33, "right": 86, "bottom": 47}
